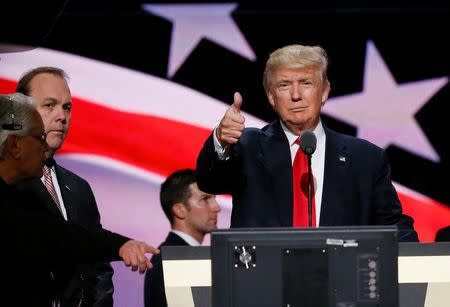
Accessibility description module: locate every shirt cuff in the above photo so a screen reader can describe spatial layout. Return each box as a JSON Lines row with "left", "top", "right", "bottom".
{"left": 213, "top": 127, "right": 230, "bottom": 160}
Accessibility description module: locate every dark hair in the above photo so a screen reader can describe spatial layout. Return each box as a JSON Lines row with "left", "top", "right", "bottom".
{"left": 16, "top": 66, "right": 69, "bottom": 95}
{"left": 160, "top": 169, "right": 196, "bottom": 224}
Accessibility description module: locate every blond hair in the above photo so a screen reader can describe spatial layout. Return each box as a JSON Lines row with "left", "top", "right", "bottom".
{"left": 263, "top": 44, "right": 329, "bottom": 92}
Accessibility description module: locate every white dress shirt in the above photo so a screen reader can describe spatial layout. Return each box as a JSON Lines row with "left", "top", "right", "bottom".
{"left": 213, "top": 120, "right": 327, "bottom": 226}
{"left": 279, "top": 120, "right": 326, "bottom": 226}
{"left": 171, "top": 230, "right": 201, "bottom": 246}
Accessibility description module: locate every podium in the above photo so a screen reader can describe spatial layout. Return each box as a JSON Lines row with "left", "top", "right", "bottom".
{"left": 161, "top": 229, "right": 450, "bottom": 307}
{"left": 398, "top": 242, "right": 450, "bottom": 307}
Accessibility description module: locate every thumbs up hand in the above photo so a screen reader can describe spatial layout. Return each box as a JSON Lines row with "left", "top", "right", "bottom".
{"left": 216, "top": 92, "right": 246, "bottom": 147}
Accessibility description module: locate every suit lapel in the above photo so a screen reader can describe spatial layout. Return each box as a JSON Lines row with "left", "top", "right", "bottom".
{"left": 55, "top": 164, "right": 75, "bottom": 222}
{"left": 320, "top": 127, "right": 351, "bottom": 225}
{"left": 260, "top": 121, "right": 293, "bottom": 226}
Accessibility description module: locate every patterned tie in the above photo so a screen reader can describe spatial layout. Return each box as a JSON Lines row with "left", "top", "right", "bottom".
{"left": 292, "top": 138, "right": 316, "bottom": 227}
{"left": 43, "top": 165, "right": 63, "bottom": 214}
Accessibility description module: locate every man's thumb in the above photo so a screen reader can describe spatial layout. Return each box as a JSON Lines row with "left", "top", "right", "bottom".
{"left": 231, "top": 92, "right": 243, "bottom": 112}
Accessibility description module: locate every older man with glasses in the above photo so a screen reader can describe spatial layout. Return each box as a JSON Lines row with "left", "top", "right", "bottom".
{"left": 0, "top": 93, "right": 159, "bottom": 306}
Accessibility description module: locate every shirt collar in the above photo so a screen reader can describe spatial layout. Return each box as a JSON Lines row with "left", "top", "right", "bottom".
{"left": 280, "top": 119, "right": 325, "bottom": 147}
{"left": 171, "top": 230, "right": 201, "bottom": 246}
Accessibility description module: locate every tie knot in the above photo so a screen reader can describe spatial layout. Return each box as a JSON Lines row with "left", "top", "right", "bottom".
{"left": 294, "top": 137, "right": 300, "bottom": 146}
{"left": 44, "top": 158, "right": 55, "bottom": 167}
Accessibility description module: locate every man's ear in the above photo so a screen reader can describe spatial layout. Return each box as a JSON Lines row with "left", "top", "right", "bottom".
{"left": 321, "top": 81, "right": 331, "bottom": 106}
{"left": 172, "top": 202, "right": 187, "bottom": 220}
{"left": 4, "top": 134, "right": 21, "bottom": 159}
{"left": 267, "top": 91, "right": 275, "bottom": 108}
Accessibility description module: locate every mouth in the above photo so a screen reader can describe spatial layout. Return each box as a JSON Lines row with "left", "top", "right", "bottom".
{"left": 289, "top": 107, "right": 307, "bottom": 112}
{"left": 47, "top": 130, "right": 65, "bottom": 136}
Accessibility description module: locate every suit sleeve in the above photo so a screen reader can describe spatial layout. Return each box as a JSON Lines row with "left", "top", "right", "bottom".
{"left": 196, "top": 132, "right": 241, "bottom": 195}
{"left": 5, "top": 202, "right": 130, "bottom": 264}
{"left": 371, "top": 150, "right": 419, "bottom": 242}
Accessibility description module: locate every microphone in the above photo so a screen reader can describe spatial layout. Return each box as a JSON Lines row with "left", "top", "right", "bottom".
{"left": 300, "top": 130, "right": 317, "bottom": 227}
{"left": 300, "top": 130, "right": 317, "bottom": 156}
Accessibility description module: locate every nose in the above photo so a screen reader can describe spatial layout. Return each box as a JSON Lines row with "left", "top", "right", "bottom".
{"left": 210, "top": 200, "right": 221, "bottom": 213}
{"left": 54, "top": 106, "right": 67, "bottom": 123}
{"left": 291, "top": 84, "right": 301, "bottom": 101}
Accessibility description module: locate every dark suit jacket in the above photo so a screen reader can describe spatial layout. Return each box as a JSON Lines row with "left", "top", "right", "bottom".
{"left": 0, "top": 177, "right": 128, "bottom": 307}
{"left": 196, "top": 120, "right": 418, "bottom": 242}
{"left": 17, "top": 163, "right": 114, "bottom": 306}
{"left": 144, "top": 232, "right": 189, "bottom": 307}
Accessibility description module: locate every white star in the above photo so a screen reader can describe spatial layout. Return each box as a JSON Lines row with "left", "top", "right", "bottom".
{"left": 322, "top": 40, "right": 448, "bottom": 162}
{"left": 142, "top": 3, "right": 256, "bottom": 77}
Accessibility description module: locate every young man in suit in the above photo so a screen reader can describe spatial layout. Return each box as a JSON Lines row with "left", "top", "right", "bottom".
{"left": 15, "top": 67, "right": 116, "bottom": 306}
{"left": 196, "top": 44, "right": 418, "bottom": 242}
{"left": 0, "top": 93, "right": 159, "bottom": 306}
{"left": 144, "top": 169, "right": 221, "bottom": 307}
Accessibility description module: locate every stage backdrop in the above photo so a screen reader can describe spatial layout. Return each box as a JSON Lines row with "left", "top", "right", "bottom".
{"left": 1, "top": 1, "right": 449, "bottom": 306}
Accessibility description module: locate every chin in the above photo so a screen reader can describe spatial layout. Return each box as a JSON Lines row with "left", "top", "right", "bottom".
{"left": 47, "top": 142, "right": 62, "bottom": 152}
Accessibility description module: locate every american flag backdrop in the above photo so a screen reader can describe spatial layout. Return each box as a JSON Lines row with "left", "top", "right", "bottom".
{"left": 1, "top": 1, "right": 449, "bottom": 305}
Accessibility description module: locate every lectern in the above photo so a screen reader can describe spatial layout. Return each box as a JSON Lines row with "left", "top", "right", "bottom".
{"left": 161, "top": 229, "right": 450, "bottom": 307}
{"left": 211, "top": 226, "right": 398, "bottom": 307}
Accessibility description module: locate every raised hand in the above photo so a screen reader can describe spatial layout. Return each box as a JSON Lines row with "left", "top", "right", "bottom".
{"left": 216, "top": 92, "right": 246, "bottom": 147}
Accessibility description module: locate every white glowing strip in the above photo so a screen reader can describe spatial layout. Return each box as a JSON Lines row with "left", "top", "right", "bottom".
{"left": 57, "top": 153, "right": 166, "bottom": 183}
{"left": 56, "top": 153, "right": 233, "bottom": 209}
{"left": 55, "top": 160, "right": 435, "bottom": 212}
{"left": 394, "top": 182, "right": 438, "bottom": 204}
{"left": 0, "top": 47, "right": 266, "bottom": 130}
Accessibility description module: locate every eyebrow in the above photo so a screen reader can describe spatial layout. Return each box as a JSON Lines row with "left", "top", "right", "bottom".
{"left": 41, "top": 97, "right": 72, "bottom": 103}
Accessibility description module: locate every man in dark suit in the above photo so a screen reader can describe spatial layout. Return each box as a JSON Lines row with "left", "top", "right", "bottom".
{"left": 144, "top": 169, "right": 220, "bottom": 307}
{"left": 0, "top": 93, "right": 159, "bottom": 306}
{"left": 196, "top": 44, "right": 418, "bottom": 242}
{"left": 15, "top": 66, "right": 116, "bottom": 305}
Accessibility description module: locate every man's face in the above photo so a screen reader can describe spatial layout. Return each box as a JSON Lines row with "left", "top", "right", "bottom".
{"left": 267, "top": 66, "right": 330, "bottom": 133}
{"left": 19, "top": 110, "right": 49, "bottom": 179}
{"left": 28, "top": 73, "right": 72, "bottom": 156}
{"left": 184, "top": 183, "right": 221, "bottom": 236}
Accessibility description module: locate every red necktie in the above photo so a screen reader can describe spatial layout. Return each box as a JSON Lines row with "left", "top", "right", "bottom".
{"left": 292, "top": 138, "right": 316, "bottom": 227}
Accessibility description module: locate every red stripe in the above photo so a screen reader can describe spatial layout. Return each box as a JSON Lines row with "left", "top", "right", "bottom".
{"left": 1, "top": 78, "right": 211, "bottom": 176}
{"left": 400, "top": 193, "right": 450, "bottom": 242}
{"left": 64, "top": 96, "right": 212, "bottom": 178}
{"left": 0, "top": 78, "right": 18, "bottom": 93}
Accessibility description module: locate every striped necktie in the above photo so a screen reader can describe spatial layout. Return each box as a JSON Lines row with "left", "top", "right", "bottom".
{"left": 43, "top": 165, "right": 63, "bottom": 214}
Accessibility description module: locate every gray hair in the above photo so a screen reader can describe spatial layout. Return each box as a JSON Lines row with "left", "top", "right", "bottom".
{"left": 0, "top": 93, "right": 37, "bottom": 156}
{"left": 263, "top": 44, "right": 329, "bottom": 93}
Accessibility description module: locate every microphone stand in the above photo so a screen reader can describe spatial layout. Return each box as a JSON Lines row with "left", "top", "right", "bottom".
{"left": 307, "top": 153, "right": 313, "bottom": 227}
